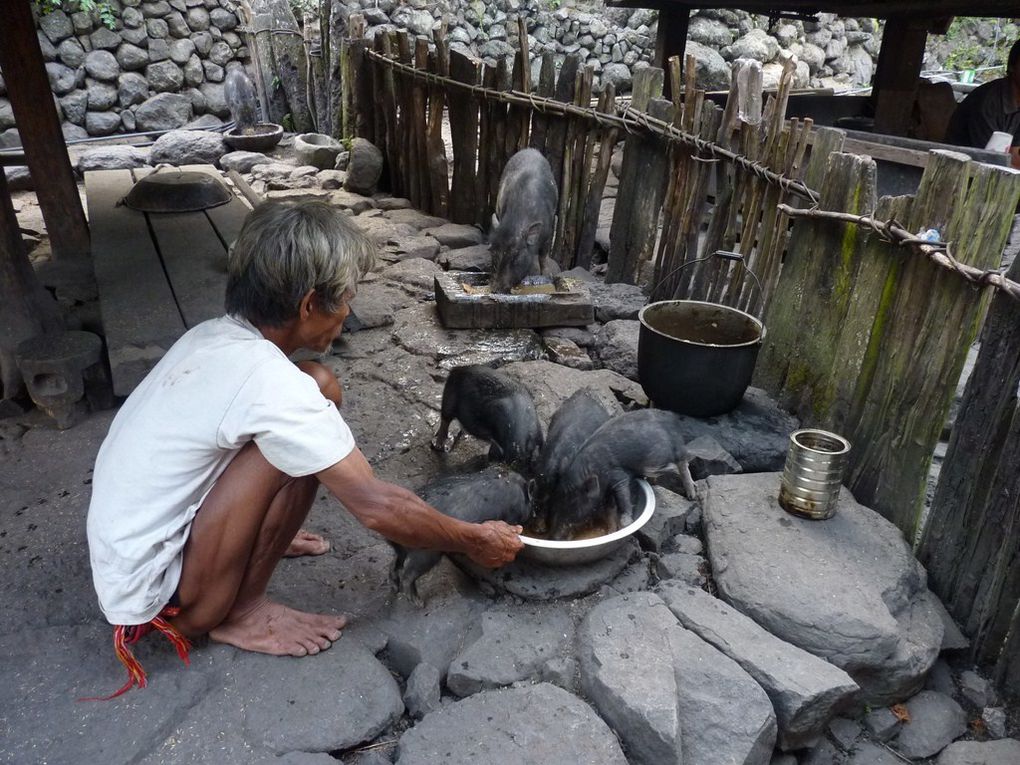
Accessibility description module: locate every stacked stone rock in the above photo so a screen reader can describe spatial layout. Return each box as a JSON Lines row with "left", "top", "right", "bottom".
{"left": 1, "top": 0, "right": 249, "bottom": 145}
{"left": 341, "top": 0, "right": 886, "bottom": 94}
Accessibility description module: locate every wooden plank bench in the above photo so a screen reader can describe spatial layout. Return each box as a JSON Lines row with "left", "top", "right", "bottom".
{"left": 85, "top": 165, "right": 253, "bottom": 396}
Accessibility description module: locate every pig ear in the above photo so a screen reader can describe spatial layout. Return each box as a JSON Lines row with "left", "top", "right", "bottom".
{"left": 524, "top": 222, "right": 541, "bottom": 247}
{"left": 491, "top": 213, "right": 499, "bottom": 230}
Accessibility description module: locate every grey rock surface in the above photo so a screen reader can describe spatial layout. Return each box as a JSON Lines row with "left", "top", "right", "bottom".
{"left": 864, "top": 706, "right": 903, "bottom": 741}
{"left": 578, "top": 592, "right": 683, "bottom": 765}
{"left": 395, "top": 684, "right": 628, "bottom": 764}
{"left": 587, "top": 279, "right": 646, "bottom": 321}
{"left": 891, "top": 690, "right": 967, "bottom": 759}
{"left": 703, "top": 472, "right": 944, "bottom": 704}
{"left": 655, "top": 552, "right": 706, "bottom": 586}
{"left": 78, "top": 146, "right": 151, "bottom": 172}
{"left": 423, "top": 222, "right": 484, "bottom": 248}
{"left": 459, "top": 539, "right": 637, "bottom": 600}
{"left": 635, "top": 486, "right": 697, "bottom": 552}
{"left": 959, "top": 670, "right": 995, "bottom": 708}
{"left": 936, "top": 738, "right": 1020, "bottom": 764}
{"left": 346, "top": 137, "right": 384, "bottom": 195}
{"left": 658, "top": 581, "right": 857, "bottom": 749}
{"left": 847, "top": 741, "right": 903, "bottom": 764}
{"left": 686, "top": 434, "right": 742, "bottom": 479}
{"left": 672, "top": 386, "right": 799, "bottom": 473}
{"left": 135, "top": 92, "right": 193, "bottom": 131}
{"left": 403, "top": 661, "right": 441, "bottom": 719}
{"left": 219, "top": 150, "right": 269, "bottom": 173}
{"left": 446, "top": 604, "right": 574, "bottom": 696}
{"left": 982, "top": 707, "right": 1007, "bottom": 739}
{"left": 670, "top": 621, "right": 777, "bottom": 765}
{"left": 233, "top": 638, "right": 403, "bottom": 754}
{"left": 150, "top": 129, "right": 227, "bottom": 165}
{"left": 594, "top": 319, "right": 639, "bottom": 380}
{"left": 438, "top": 244, "right": 491, "bottom": 271}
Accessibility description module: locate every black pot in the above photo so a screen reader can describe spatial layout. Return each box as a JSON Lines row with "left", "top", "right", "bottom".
{"left": 638, "top": 300, "right": 765, "bottom": 417}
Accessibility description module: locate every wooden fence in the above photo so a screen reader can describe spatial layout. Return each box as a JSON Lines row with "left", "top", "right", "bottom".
{"left": 339, "top": 18, "right": 1020, "bottom": 694}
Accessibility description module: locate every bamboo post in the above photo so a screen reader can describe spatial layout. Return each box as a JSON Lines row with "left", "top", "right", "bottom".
{"left": 476, "top": 61, "right": 496, "bottom": 228}
{"left": 545, "top": 54, "right": 581, "bottom": 194}
{"left": 375, "top": 33, "right": 400, "bottom": 195}
{"left": 507, "top": 16, "right": 532, "bottom": 153}
{"left": 556, "top": 65, "right": 594, "bottom": 268}
{"left": 485, "top": 58, "right": 513, "bottom": 228}
{"left": 529, "top": 53, "right": 557, "bottom": 154}
{"left": 340, "top": 15, "right": 370, "bottom": 141}
{"left": 576, "top": 83, "right": 619, "bottom": 270}
{"left": 412, "top": 37, "right": 432, "bottom": 210}
{"left": 395, "top": 32, "right": 418, "bottom": 207}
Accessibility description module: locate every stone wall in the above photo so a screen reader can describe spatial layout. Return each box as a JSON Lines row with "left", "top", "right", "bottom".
{"left": 341, "top": 1, "right": 885, "bottom": 94}
{"left": 0, "top": 0, "right": 248, "bottom": 147}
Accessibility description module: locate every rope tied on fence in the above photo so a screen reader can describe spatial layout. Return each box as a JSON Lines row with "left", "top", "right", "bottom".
{"left": 776, "top": 204, "right": 1020, "bottom": 302}
{"left": 364, "top": 48, "right": 820, "bottom": 206}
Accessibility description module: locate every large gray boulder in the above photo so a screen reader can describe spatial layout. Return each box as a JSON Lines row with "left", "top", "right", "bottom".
{"left": 146, "top": 60, "right": 185, "bottom": 92}
{"left": 594, "top": 319, "right": 639, "bottom": 380}
{"left": 395, "top": 684, "right": 628, "bottom": 765}
{"left": 58, "top": 91, "right": 88, "bottom": 125}
{"left": 39, "top": 9, "right": 74, "bottom": 43}
{"left": 703, "top": 473, "right": 945, "bottom": 704}
{"left": 134, "top": 93, "right": 193, "bottom": 131}
{"left": 891, "top": 691, "right": 967, "bottom": 759}
{"left": 84, "top": 50, "right": 120, "bottom": 81}
{"left": 118, "top": 72, "right": 150, "bottom": 108}
{"left": 84, "top": 111, "right": 122, "bottom": 136}
{"left": 56, "top": 38, "right": 86, "bottom": 68}
{"left": 115, "top": 42, "right": 149, "bottom": 72}
{"left": 85, "top": 80, "right": 118, "bottom": 111}
{"left": 578, "top": 592, "right": 776, "bottom": 765}
{"left": 345, "top": 138, "right": 384, "bottom": 195}
{"left": 219, "top": 151, "right": 270, "bottom": 173}
{"left": 686, "top": 41, "right": 731, "bottom": 90}
{"left": 446, "top": 605, "right": 574, "bottom": 697}
{"left": 150, "top": 129, "right": 227, "bottom": 165}
{"left": 657, "top": 581, "right": 859, "bottom": 750}
{"left": 45, "top": 62, "right": 80, "bottom": 95}
{"left": 78, "top": 146, "right": 151, "bottom": 172}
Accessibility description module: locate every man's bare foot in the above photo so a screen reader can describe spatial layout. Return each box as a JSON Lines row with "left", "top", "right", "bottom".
{"left": 210, "top": 599, "right": 347, "bottom": 657}
{"left": 284, "top": 529, "right": 330, "bottom": 557}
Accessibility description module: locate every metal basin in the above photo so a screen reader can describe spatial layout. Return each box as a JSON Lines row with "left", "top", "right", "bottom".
{"left": 519, "top": 479, "right": 655, "bottom": 566}
{"left": 122, "top": 169, "right": 232, "bottom": 213}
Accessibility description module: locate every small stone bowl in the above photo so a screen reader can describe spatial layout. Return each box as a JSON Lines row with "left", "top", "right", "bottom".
{"left": 519, "top": 479, "right": 656, "bottom": 566}
{"left": 294, "top": 132, "right": 343, "bottom": 169}
{"left": 224, "top": 123, "right": 284, "bottom": 153}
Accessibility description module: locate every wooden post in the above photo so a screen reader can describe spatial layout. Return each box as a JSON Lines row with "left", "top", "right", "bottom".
{"left": 606, "top": 67, "right": 666, "bottom": 284}
{"left": 529, "top": 53, "right": 557, "bottom": 154}
{"left": 257, "top": 0, "right": 313, "bottom": 133}
{"left": 426, "top": 31, "right": 451, "bottom": 217}
{"left": 448, "top": 50, "right": 481, "bottom": 225}
{"left": 0, "top": 0, "right": 89, "bottom": 260}
{"left": 653, "top": 6, "right": 689, "bottom": 100}
{"left": 0, "top": 170, "right": 63, "bottom": 399}
{"left": 872, "top": 16, "right": 928, "bottom": 136}
{"left": 576, "top": 84, "right": 619, "bottom": 270}
{"left": 545, "top": 55, "right": 581, "bottom": 195}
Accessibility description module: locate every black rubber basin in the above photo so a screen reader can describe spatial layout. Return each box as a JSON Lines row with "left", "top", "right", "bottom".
{"left": 638, "top": 300, "right": 765, "bottom": 417}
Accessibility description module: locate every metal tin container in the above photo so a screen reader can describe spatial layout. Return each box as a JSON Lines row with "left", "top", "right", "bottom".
{"left": 779, "top": 429, "right": 851, "bottom": 520}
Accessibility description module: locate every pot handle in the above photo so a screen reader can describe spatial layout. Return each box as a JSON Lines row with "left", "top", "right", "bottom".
{"left": 651, "top": 250, "right": 765, "bottom": 320}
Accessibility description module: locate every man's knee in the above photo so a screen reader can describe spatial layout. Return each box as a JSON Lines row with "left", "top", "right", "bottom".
{"left": 297, "top": 360, "right": 343, "bottom": 407}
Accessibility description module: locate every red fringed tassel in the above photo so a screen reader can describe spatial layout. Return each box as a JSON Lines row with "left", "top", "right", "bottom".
{"left": 79, "top": 606, "right": 191, "bottom": 702}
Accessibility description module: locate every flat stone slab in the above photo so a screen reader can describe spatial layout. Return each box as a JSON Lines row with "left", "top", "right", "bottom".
{"left": 383, "top": 208, "right": 447, "bottom": 230}
{"left": 438, "top": 243, "right": 491, "bottom": 272}
{"left": 447, "top": 604, "right": 575, "bottom": 696}
{"left": 392, "top": 303, "right": 545, "bottom": 369}
{"left": 457, "top": 538, "right": 638, "bottom": 599}
{"left": 936, "top": 739, "right": 1020, "bottom": 764}
{"left": 891, "top": 690, "right": 967, "bottom": 759}
{"left": 578, "top": 592, "right": 776, "bottom": 765}
{"left": 395, "top": 684, "right": 628, "bottom": 764}
{"left": 235, "top": 637, "right": 404, "bottom": 754}
{"left": 657, "top": 581, "right": 859, "bottom": 750}
{"left": 594, "top": 319, "right": 639, "bottom": 380}
{"left": 423, "top": 222, "right": 484, "bottom": 248}
{"left": 703, "top": 472, "right": 944, "bottom": 705}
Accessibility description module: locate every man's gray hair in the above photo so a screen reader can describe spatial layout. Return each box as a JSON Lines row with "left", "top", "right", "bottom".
{"left": 225, "top": 199, "right": 376, "bottom": 327}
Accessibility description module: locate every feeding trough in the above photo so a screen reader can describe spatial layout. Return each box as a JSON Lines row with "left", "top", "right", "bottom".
{"left": 519, "top": 479, "right": 655, "bottom": 566}
{"left": 435, "top": 271, "right": 594, "bottom": 329}
{"left": 639, "top": 252, "right": 766, "bottom": 417}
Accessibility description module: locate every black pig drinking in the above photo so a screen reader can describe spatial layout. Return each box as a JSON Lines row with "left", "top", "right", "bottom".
{"left": 547, "top": 409, "right": 697, "bottom": 540}
{"left": 431, "top": 365, "right": 544, "bottom": 472}
{"left": 534, "top": 390, "right": 611, "bottom": 531}
{"left": 489, "top": 148, "right": 557, "bottom": 293}
{"left": 390, "top": 467, "right": 531, "bottom": 605}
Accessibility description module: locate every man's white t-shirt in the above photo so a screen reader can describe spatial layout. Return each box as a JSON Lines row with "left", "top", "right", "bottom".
{"left": 86, "top": 315, "right": 355, "bottom": 625}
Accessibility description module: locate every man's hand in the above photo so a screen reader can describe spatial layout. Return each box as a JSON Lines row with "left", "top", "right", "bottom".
{"left": 463, "top": 520, "right": 524, "bottom": 568}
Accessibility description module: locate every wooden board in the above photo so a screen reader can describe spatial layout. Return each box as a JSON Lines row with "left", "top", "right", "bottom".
{"left": 85, "top": 169, "right": 186, "bottom": 396}
{"left": 180, "top": 164, "right": 254, "bottom": 251}
{"left": 137, "top": 167, "right": 231, "bottom": 329}
{"left": 435, "top": 272, "right": 593, "bottom": 329}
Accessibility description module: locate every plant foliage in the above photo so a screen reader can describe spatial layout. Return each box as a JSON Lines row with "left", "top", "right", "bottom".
{"left": 36, "top": 0, "right": 117, "bottom": 31}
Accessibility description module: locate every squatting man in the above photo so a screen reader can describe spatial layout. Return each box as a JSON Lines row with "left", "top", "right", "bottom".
{"left": 85, "top": 200, "right": 523, "bottom": 695}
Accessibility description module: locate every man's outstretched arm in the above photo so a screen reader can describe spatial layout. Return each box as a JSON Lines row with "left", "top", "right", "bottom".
{"left": 317, "top": 448, "right": 523, "bottom": 567}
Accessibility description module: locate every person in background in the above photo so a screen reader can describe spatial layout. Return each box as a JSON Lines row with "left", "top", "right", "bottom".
{"left": 945, "top": 38, "right": 1020, "bottom": 169}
